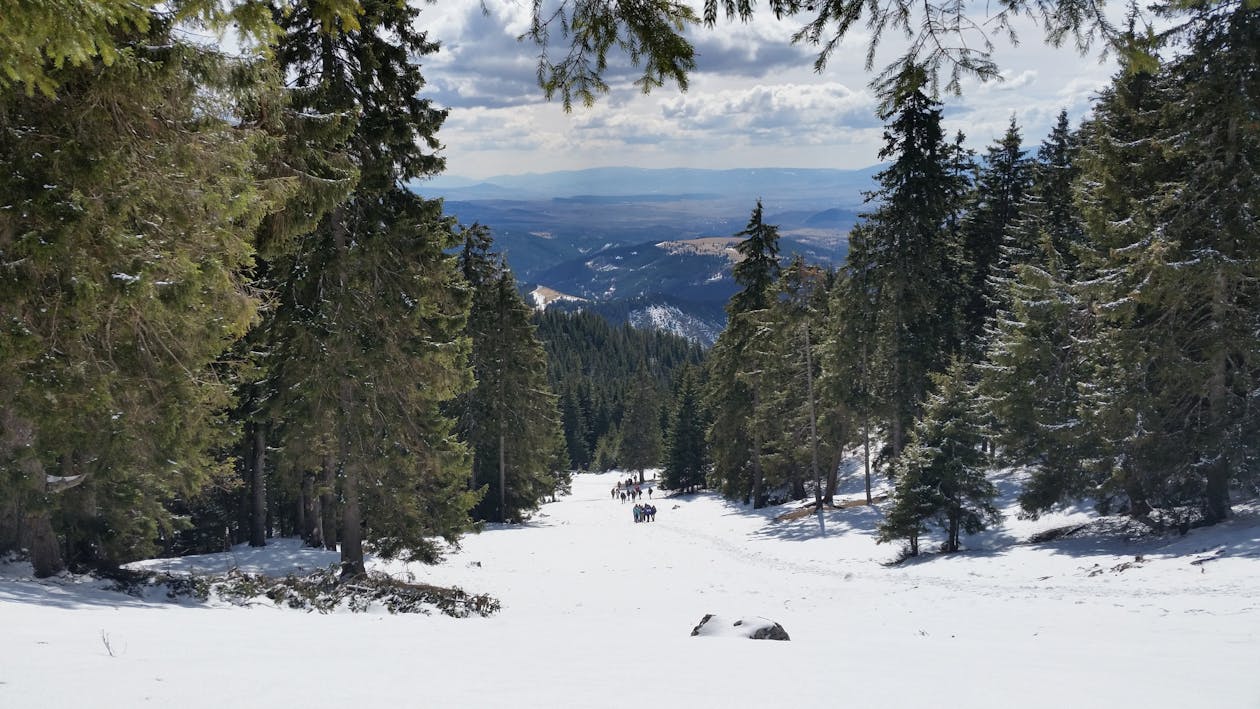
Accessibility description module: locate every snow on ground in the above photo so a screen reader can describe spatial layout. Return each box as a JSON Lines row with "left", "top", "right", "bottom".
{"left": 2, "top": 467, "right": 1259, "bottom": 708}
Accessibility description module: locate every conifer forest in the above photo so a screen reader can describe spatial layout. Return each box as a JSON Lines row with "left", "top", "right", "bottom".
{"left": 1, "top": 0, "right": 1258, "bottom": 586}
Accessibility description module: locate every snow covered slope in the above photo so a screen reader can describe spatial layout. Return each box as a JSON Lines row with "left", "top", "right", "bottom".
{"left": 2, "top": 467, "right": 1258, "bottom": 708}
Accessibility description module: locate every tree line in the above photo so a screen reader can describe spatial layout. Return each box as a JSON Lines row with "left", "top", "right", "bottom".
{"left": 689, "top": 6, "right": 1260, "bottom": 555}
{"left": 0, "top": 0, "right": 574, "bottom": 578}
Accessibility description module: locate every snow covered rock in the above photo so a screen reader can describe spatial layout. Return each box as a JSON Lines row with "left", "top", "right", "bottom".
{"left": 690, "top": 614, "right": 790, "bottom": 641}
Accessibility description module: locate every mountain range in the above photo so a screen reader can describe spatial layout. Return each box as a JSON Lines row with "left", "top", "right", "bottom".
{"left": 413, "top": 166, "right": 879, "bottom": 344}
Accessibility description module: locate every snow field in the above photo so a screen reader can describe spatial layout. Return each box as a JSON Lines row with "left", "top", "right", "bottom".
{"left": 1, "top": 468, "right": 1258, "bottom": 708}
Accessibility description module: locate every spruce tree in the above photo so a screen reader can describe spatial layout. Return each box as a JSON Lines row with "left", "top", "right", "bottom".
{"left": 958, "top": 117, "right": 1031, "bottom": 350}
{"left": 706, "top": 201, "right": 782, "bottom": 507}
{"left": 264, "top": 0, "right": 475, "bottom": 575}
{"left": 879, "top": 361, "right": 999, "bottom": 555}
{"left": 0, "top": 21, "right": 290, "bottom": 574}
{"left": 976, "top": 113, "right": 1091, "bottom": 513}
{"left": 619, "top": 367, "right": 664, "bottom": 483}
{"left": 847, "top": 65, "right": 971, "bottom": 457}
{"left": 664, "top": 368, "right": 708, "bottom": 493}
{"left": 1075, "top": 6, "right": 1260, "bottom": 526}
{"left": 456, "top": 228, "right": 566, "bottom": 523}
{"left": 751, "top": 258, "right": 831, "bottom": 505}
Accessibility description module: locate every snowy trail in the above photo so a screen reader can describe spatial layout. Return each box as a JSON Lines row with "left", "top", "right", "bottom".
{"left": 2, "top": 471, "right": 1259, "bottom": 708}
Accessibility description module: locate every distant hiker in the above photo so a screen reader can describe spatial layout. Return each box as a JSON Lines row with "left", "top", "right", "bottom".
{"left": 633, "top": 504, "right": 642, "bottom": 523}
{"left": 648, "top": 487, "right": 653, "bottom": 499}
{"left": 611, "top": 488, "right": 616, "bottom": 499}
{"left": 620, "top": 492, "right": 627, "bottom": 502}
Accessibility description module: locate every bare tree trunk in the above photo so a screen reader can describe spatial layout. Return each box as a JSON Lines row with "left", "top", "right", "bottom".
{"left": 863, "top": 420, "right": 872, "bottom": 505}
{"left": 804, "top": 325, "right": 822, "bottom": 511}
{"left": 750, "top": 384, "right": 765, "bottom": 509}
{"left": 301, "top": 470, "right": 322, "bottom": 548}
{"left": 320, "top": 453, "right": 338, "bottom": 551}
{"left": 249, "top": 423, "right": 267, "bottom": 547}
{"left": 1204, "top": 269, "right": 1232, "bottom": 524}
{"left": 340, "top": 458, "right": 365, "bottom": 578}
{"left": 498, "top": 427, "right": 506, "bottom": 524}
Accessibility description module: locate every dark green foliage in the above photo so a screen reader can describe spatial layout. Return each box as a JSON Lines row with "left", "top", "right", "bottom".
{"left": 879, "top": 361, "right": 1000, "bottom": 555}
{"left": 842, "top": 67, "right": 971, "bottom": 457}
{"left": 1073, "top": 5, "right": 1260, "bottom": 526}
{"left": 619, "top": 367, "right": 665, "bottom": 481}
{"left": 262, "top": 0, "right": 475, "bottom": 575}
{"left": 976, "top": 113, "right": 1091, "bottom": 513}
{"left": 663, "top": 367, "right": 709, "bottom": 493}
{"left": 456, "top": 226, "right": 567, "bottom": 523}
{"left": 958, "top": 117, "right": 1031, "bottom": 350}
{"left": 706, "top": 201, "right": 783, "bottom": 506}
{"left": 748, "top": 258, "right": 833, "bottom": 503}
{"left": 0, "top": 24, "right": 287, "bottom": 574}
{"left": 534, "top": 309, "right": 704, "bottom": 473}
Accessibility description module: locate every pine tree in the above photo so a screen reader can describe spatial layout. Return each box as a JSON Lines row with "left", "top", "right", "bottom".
{"left": 846, "top": 65, "right": 971, "bottom": 458}
{"left": 664, "top": 368, "right": 708, "bottom": 493}
{"left": 456, "top": 228, "right": 566, "bottom": 523}
{"left": 879, "top": 361, "right": 1000, "bottom": 555}
{"left": 264, "top": 0, "right": 475, "bottom": 575}
{"left": 976, "top": 113, "right": 1091, "bottom": 514}
{"left": 1074, "top": 6, "right": 1260, "bottom": 526}
{"left": 751, "top": 258, "right": 832, "bottom": 505}
{"left": 958, "top": 116, "right": 1031, "bottom": 351}
{"left": 0, "top": 23, "right": 289, "bottom": 575}
{"left": 619, "top": 366, "right": 664, "bottom": 483}
{"left": 706, "top": 201, "right": 782, "bottom": 506}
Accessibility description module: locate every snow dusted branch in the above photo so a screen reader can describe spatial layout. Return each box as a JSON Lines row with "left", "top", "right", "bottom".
{"left": 46, "top": 474, "right": 87, "bottom": 493}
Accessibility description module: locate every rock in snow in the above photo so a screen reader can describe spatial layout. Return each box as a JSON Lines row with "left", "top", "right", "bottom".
{"left": 691, "top": 614, "right": 790, "bottom": 641}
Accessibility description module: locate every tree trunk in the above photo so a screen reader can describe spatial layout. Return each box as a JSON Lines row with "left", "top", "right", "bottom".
{"left": 301, "top": 470, "right": 322, "bottom": 548}
{"left": 1203, "top": 270, "right": 1231, "bottom": 524}
{"left": 25, "top": 508, "right": 63, "bottom": 578}
{"left": 804, "top": 324, "right": 822, "bottom": 511}
{"left": 320, "top": 453, "right": 338, "bottom": 551}
{"left": 340, "top": 459, "right": 365, "bottom": 578}
{"left": 498, "top": 427, "right": 506, "bottom": 524}
{"left": 750, "top": 385, "right": 765, "bottom": 509}
{"left": 824, "top": 446, "right": 842, "bottom": 506}
{"left": 863, "top": 420, "right": 872, "bottom": 505}
{"left": 249, "top": 423, "right": 267, "bottom": 547}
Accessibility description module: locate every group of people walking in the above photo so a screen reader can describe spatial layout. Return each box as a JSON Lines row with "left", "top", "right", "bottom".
{"left": 633, "top": 503, "right": 657, "bottom": 523}
{"left": 611, "top": 478, "right": 658, "bottom": 523}
{"left": 611, "top": 480, "right": 651, "bottom": 502}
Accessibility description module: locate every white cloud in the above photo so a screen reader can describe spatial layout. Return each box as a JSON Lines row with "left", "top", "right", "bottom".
{"left": 418, "top": 0, "right": 1122, "bottom": 178}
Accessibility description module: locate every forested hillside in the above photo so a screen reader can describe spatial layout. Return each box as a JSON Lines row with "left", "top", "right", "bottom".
{"left": 533, "top": 309, "right": 705, "bottom": 474}
{"left": 1, "top": 0, "right": 1254, "bottom": 589}
{"left": 699, "top": 9, "right": 1260, "bottom": 554}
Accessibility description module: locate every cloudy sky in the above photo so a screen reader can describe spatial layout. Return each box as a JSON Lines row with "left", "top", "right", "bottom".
{"left": 415, "top": 0, "right": 1122, "bottom": 180}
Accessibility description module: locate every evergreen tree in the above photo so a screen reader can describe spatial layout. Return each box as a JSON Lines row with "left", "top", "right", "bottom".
{"left": 0, "top": 21, "right": 289, "bottom": 575}
{"left": 879, "top": 361, "right": 1000, "bottom": 555}
{"left": 846, "top": 65, "right": 971, "bottom": 457}
{"left": 664, "top": 368, "right": 708, "bottom": 493}
{"left": 976, "top": 112, "right": 1090, "bottom": 513}
{"left": 456, "top": 227, "right": 566, "bottom": 523}
{"left": 706, "top": 201, "right": 782, "bottom": 507}
{"left": 958, "top": 116, "right": 1031, "bottom": 350}
{"left": 533, "top": 308, "right": 701, "bottom": 473}
{"left": 751, "top": 257, "right": 832, "bottom": 505}
{"left": 1074, "top": 6, "right": 1260, "bottom": 526}
{"left": 264, "top": 0, "right": 475, "bottom": 575}
{"left": 619, "top": 366, "right": 664, "bottom": 483}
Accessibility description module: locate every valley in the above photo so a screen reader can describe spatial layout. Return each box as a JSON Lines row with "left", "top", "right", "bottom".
{"left": 416, "top": 166, "right": 872, "bottom": 344}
